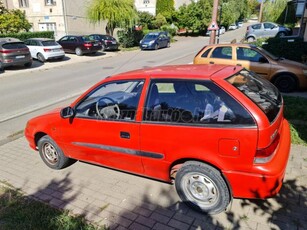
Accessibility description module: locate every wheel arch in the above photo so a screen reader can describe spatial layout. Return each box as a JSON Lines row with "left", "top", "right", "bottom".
{"left": 271, "top": 71, "right": 299, "bottom": 90}
{"left": 169, "top": 158, "right": 233, "bottom": 198}
{"left": 34, "top": 132, "right": 47, "bottom": 147}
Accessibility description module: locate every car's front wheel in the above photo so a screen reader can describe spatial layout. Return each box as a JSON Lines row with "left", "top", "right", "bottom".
{"left": 273, "top": 74, "right": 297, "bottom": 93}
{"left": 38, "top": 135, "right": 74, "bottom": 170}
{"left": 175, "top": 161, "right": 230, "bottom": 214}
{"left": 75, "top": 47, "right": 83, "bottom": 56}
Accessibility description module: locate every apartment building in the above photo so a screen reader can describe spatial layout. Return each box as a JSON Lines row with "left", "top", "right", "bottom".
{"left": 4, "top": 0, "right": 105, "bottom": 39}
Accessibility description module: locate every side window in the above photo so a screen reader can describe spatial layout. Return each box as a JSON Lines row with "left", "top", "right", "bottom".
{"left": 251, "top": 24, "right": 261, "bottom": 30}
{"left": 143, "top": 80, "right": 254, "bottom": 125}
{"left": 211, "top": 47, "right": 232, "bottom": 59}
{"left": 236, "top": 47, "right": 267, "bottom": 62}
{"left": 264, "top": 23, "right": 274, "bottom": 29}
{"left": 201, "top": 48, "right": 212, "bottom": 58}
{"left": 60, "top": 36, "right": 69, "bottom": 42}
{"left": 75, "top": 80, "right": 144, "bottom": 121}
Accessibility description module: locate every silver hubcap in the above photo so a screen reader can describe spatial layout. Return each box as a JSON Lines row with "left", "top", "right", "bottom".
{"left": 182, "top": 173, "right": 219, "bottom": 208}
{"left": 42, "top": 143, "right": 58, "bottom": 165}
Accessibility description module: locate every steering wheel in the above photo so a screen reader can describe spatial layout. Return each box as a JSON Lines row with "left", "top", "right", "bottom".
{"left": 96, "top": 96, "right": 120, "bottom": 119}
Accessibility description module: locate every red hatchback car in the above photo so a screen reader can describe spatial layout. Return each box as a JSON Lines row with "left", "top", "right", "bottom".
{"left": 25, "top": 64, "right": 291, "bottom": 214}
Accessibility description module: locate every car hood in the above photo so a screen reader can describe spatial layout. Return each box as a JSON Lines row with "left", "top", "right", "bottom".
{"left": 276, "top": 58, "right": 306, "bottom": 69}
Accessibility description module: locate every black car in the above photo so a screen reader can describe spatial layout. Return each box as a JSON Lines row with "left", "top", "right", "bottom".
{"left": 0, "top": 37, "right": 32, "bottom": 69}
{"left": 89, "top": 34, "right": 119, "bottom": 51}
{"left": 57, "top": 35, "right": 102, "bottom": 56}
{"left": 139, "top": 31, "right": 170, "bottom": 50}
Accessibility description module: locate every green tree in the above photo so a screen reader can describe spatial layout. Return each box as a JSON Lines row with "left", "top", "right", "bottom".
{"left": 247, "top": 0, "right": 259, "bottom": 16}
{"left": 263, "top": 0, "right": 288, "bottom": 23}
{"left": 152, "top": 13, "right": 167, "bottom": 29}
{"left": 87, "top": 0, "right": 138, "bottom": 36}
{"left": 0, "top": 9, "right": 31, "bottom": 33}
{"left": 156, "top": 0, "right": 175, "bottom": 23}
{"left": 137, "top": 11, "right": 155, "bottom": 29}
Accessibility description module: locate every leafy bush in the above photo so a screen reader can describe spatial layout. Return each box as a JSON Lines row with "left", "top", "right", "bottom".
{"left": 160, "top": 25, "right": 178, "bottom": 37}
{"left": 117, "top": 29, "right": 144, "bottom": 48}
{"left": 0, "top": 31, "right": 54, "bottom": 41}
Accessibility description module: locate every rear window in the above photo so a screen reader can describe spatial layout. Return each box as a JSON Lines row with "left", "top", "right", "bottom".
{"left": 42, "top": 40, "right": 58, "bottom": 46}
{"left": 2, "top": 42, "right": 27, "bottom": 49}
{"left": 227, "top": 69, "right": 282, "bottom": 122}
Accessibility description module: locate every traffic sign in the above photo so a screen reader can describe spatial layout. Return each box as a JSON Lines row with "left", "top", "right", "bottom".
{"left": 208, "top": 21, "right": 219, "bottom": 31}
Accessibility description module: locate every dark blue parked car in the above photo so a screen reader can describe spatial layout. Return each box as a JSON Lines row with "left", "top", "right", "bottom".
{"left": 140, "top": 32, "right": 170, "bottom": 50}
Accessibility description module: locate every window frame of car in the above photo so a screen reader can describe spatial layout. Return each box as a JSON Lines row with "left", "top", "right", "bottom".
{"left": 142, "top": 79, "right": 255, "bottom": 127}
{"left": 236, "top": 47, "right": 269, "bottom": 63}
{"left": 74, "top": 79, "right": 145, "bottom": 122}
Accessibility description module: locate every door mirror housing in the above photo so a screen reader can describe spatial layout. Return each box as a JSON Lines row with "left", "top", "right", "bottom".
{"left": 60, "top": 107, "right": 75, "bottom": 119}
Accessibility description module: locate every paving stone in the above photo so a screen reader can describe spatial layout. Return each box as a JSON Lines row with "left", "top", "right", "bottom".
{"left": 150, "top": 211, "right": 171, "bottom": 224}
{"left": 152, "top": 222, "right": 175, "bottom": 230}
{"left": 135, "top": 215, "right": 156, "bottom": 228}
{"left": 168, "top": 219, "right": 190, "bottom": 230}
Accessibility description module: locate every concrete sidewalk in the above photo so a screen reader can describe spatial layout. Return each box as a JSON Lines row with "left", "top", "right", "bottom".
{"left": 0, "top": 137, "right": 306, "bottom": 230}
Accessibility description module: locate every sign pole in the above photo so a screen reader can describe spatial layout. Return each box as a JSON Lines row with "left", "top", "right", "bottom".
{"left": 209, "top": 0, "right": 219, "bottom": 44}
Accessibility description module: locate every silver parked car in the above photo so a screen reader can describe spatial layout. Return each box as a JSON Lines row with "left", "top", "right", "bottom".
{"left": 245, "top": 22, "right": 292, "bottom": 42}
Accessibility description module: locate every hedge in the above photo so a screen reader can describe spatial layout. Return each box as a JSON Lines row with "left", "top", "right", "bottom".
{"left": 251, "top": 37, "right": 307, "bottom": 63}
{"left": 0, "top": 31, "right": 54, "bottom": 41}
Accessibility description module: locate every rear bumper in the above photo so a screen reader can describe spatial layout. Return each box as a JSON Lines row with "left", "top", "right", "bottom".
{"left": 223, "top": 119, "right": 291, "bottom": 198}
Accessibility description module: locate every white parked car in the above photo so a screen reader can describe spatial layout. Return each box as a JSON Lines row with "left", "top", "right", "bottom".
{"left": 228, "top": 24, "right": 238, "bottom": 30}
{"left": 206, "top": 26, "right": 226, "bottom": 36}
{"left": 24, "top": 38, "right": 65, "bottom": 62}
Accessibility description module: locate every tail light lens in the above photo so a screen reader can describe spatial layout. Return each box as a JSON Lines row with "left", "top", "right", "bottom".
{"left": 43, "top": 48, "right": 52, "bottom": 52}
{"left": 0, "top": 48, "right": 28, "bottom": 53}
{"left": 84, "top": 43, "right": 92, "bottom": 48}
{"left": 254, "top": 134, "right": 280, "bottom": 164}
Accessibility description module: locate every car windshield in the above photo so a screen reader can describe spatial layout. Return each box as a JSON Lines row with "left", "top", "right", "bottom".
{"left": 144, "top": 34, "right": 158, "bottom": 39}
{"left": 42, "top": 40, "right": 58, "bottom": 46}
{"left": 257, "top": 47, "right": 278, "bottom": 60}
{"left": 227, "top": 69, "right": 282, "bottom": 123}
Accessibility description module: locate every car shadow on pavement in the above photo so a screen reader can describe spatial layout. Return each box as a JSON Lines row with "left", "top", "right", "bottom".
{"left": 8, "top": 164, "right": 305, "bottom": 229}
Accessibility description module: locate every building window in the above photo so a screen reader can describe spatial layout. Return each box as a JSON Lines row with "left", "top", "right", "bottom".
{"left": 19, "top": 0, "right": 29, "bottom": 8}
{"left": 143, "top": 0, "right": 150, "bottom": 4}
{"left": 46, "top": 0, "right": 56, "bottom": 6}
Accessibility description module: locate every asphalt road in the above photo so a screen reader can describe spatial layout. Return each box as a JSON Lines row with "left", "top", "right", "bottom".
{"left": 0, "top": 26, "right": 248, "bottom": 142}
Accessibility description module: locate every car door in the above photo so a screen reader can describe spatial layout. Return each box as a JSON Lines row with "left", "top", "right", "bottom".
{"left": 58, "top": 79, "right": 145, "bottom": 174}
{"left": 206, "top": 46, "right": 234, "bottom": 65}
{"left": 25, "top": 40, "right": 36, "bottom": 58}
{"left": 263, "top": 22, "right": 278, "bottom": 38}
{"left": 140, "top": 79, "right": 257, "bottom": 181}
{"left": 58, "top": 36, "right": 70, "bottom": 52}
{"left": 235, "top": 47, "right": 271, "bottom": 79}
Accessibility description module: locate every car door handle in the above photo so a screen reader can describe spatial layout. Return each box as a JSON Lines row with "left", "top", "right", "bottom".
{"left": 120, "top": 131, "right": 130, "bottom": 139}
{"left": 209, "top": 61, "right": 214, "bottom": 64}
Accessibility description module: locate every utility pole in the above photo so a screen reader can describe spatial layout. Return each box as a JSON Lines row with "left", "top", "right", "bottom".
{"left": 209, "top": 0, "right": 219, "bottom": 44}
{"left": 259, "top": 0, "right": 264, "bottom": 22}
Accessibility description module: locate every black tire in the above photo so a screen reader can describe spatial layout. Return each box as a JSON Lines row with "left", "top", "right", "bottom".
{"left": 247, "top": 37, "right": 255, "bottom": 42}
{"left": 24, "top": 62, "right": 32, "bottom": 68}
{"left": 277, "top": 32, "right": 286, "bottom": 37}
{"left": 175, "top": 161, "right": 230, "bottom": 214}
{"left": 75, "top": 47, "right": 83, "bottom": 56}
{"left": 37, "top": 53, "right": 46, "bottom": 62}
{"left": 273, "top": 74, "right": 297, "bottom": 93}
{"left": 38, "top": 135, "right": 72, "bottom": 170}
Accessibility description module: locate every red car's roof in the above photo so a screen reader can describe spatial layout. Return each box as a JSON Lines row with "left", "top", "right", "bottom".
{"left": 110, "top": 64, "right": 243, "bottom": 81}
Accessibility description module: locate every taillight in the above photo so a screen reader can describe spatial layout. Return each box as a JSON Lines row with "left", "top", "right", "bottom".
{"left": 84, "top": 43, "right": 92, "bottom": 48}
{"left": 43, "top": 48, "right": 52, "bottom": 52}
{"left": 254, "top": 134, "right": 280, "bottom": 164}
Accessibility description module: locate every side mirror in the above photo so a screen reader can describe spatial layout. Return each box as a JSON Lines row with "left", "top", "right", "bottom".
{"left": 60, "top": 106, "right": 75, "bottom": 119}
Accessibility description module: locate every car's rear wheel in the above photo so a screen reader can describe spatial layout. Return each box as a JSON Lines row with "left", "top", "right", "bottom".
{"left": 175, "top": 161, "right": 230, "bottom": 214}
{"left": 38, "top": 135, "right": 73, "bottom": 170}
{"left": 75, "top": 47, "right": 83, "bottom": 56}
{"left": 247, "top": 37, "right": 255, "bottom": 42}
{"left": 154, "top": 44, "right": 158, "bottom": 50}
{"left": 37, "top": 53, "right": 46, "bottom": 62}
{"left": 273, "top": 74, "right": 297, "bottom": 93}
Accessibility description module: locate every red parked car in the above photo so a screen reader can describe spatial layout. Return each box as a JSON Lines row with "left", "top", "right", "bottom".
{"left": 25, "top": 64, "right": 291, "bottom": 214}
{"left": 57, "top": 35, "right": 102, "bottom": 56}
